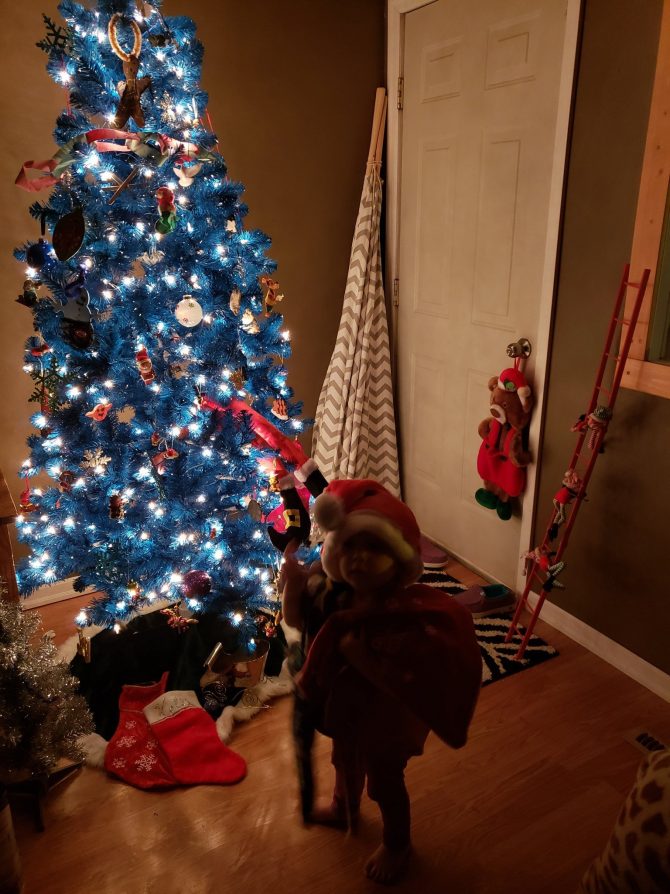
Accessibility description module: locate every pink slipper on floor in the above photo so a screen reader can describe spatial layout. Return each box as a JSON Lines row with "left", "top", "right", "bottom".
{"left": 420, "top": 535, "right": 449, "bottom": 569}
{"left": 452, "top": 584, "right": 515, "bottom": 617}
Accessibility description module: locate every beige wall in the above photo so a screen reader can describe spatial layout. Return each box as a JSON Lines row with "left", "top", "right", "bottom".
{"left": 0, "top": 0, "right": 385, "bottom": 557}
{"left": 534, "top": 0, "right": 670, "bottom": 673}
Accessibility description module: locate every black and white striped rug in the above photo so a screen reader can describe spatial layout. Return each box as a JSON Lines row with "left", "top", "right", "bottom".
{"left": 420, "top": 570, "right": 558, "bottom": 686}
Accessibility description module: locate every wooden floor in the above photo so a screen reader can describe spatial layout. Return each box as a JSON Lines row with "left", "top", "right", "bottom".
{"left": 12, "top": 561, "right": 670, "bottom": 894}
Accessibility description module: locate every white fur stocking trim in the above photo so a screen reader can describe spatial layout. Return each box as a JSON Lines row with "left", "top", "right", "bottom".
{"left": 216, "top": 662, "right": 294, "bottom": 743}
{"left": 78, "top": 732, "right": 109, "bottom": 768}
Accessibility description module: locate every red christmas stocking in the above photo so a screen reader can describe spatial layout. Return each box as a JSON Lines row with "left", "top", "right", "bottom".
{"left": 104, "top": 673, "right": 176, "bottom": 789}
{"left": 143, "top": 690, "right": 247, "bottom": 785}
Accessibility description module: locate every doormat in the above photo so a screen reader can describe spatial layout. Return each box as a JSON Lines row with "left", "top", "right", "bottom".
{"left": 420, "top": 570, "right": 558, "bottom": 686}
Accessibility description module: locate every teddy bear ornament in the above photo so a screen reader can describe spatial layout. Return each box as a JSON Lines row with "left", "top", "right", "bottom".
{"left": 475, "top": 364, "right": 533, "bottom": 521}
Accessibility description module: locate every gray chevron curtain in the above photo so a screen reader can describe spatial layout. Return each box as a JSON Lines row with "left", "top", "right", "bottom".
{"left": 312, "top": 89, "right": 400, "bottom": 495}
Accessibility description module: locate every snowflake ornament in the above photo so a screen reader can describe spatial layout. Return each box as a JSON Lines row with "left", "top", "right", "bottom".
{"left": 81, "top": 448, "right": 112, "bottom": 473}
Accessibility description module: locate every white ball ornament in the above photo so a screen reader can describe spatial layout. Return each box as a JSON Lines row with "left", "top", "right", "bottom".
{"left": 175, "top": 295, "right": 203, "bottom": 327}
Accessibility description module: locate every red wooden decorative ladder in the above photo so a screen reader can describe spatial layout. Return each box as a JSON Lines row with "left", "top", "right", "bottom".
{"left": 506, "top": 264, "right": 651, "bottom": 659}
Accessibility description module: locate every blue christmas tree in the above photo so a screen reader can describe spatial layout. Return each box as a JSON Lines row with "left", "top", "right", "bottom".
{"left": 14, "top": 0, "right": 310, "bottom": 633}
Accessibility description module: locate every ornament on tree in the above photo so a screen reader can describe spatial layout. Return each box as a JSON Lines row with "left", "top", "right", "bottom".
{"left": 81, "top": 448, "right": 112, "bottom": 474}
{"left": 139, "top": 246, "right": 165, "bottom": 266}
{"left": 160, "top": 602, "right": 198, "bottom": 632}
{"left": 85, "top": 401, "right": 112, "bottom": 422}
{"left": 53, "top": 206, "right": 85, "bottom": 261}
{"left": 107, "top": 166, "right": 141, "bottom": 205}
{"left": 267, "top": 473, "right": 311, "bottom": 551}
{"left": 246, "top": 498, "right": 263, "bottom": 521}
{"left": 169, "top": 360, "right": 190, "bottom": 379}
{"left": 28, "top": 337, "right": 51, "bottom": 358}
{"left": 150, "top": 431, "right": 161, "bottom": 447}
{"left": 174, "top": 162, "right": 202, "bottom": 188}
{"left": 241, "top": 309, "right": 259, "bottom": 334}
{"left": 107, "top": 13, "right": 152, "bottom": 128}
{"left": 254, "top": 608, "right": 281, "bottom": 639}
{"left": 148, "top": 32, "right": 172, "bottom": 48}
{"left": 271, "top": 397, "right": 289, "bottom": 421}
{"left": 36, "top": 14, "right": 73, "bottom": 55}
{"left": 260, "top": 275, "right": 284, "bottom": 316}
{"left": 109, "top": 494, "right": 125, "bottom": 520}
{"left": 135, "top": 346, "right": 155, "bottom": 384}
{"left": 155, "top": 186, "right": 177, "bottom": 234}
{"left": 19, "top": 476, "right": 38, "bottom": 514}
{"left": 126, "top": 580, "right": 142, "bottom": 601}
{"left": 145, "top": 4, "right": 175, "bottom": 48}
{"left": 181, "top": 570, "right": 212, "bottom": 599}
{"left": 17, "top": 279, "right": 41, "bottom": 308}
{"left": 26, "top": 239, "right": 50, "bottom": 269}
{"left": 60, "top": 268, "right": 94, "bottom": 349}
{"left": 58, "top": 470, "right": 76, "bottom": 493}
{"left": 225, "top": 219, "right": 237, "bottom": 233}
{"left": 229, "top": 289, "right": 241, "bottom": 315}
{"left": 26, "top": 214, "right": 51, "bottom": 269}
{"left": 229, "top": 369, "right": 246, "bottom": 392}
{"left": 28, "top": 355, "right": 64, "bottom": 420}
{"left": 175, "top": 295, "right": 203, "bottom": 328}
{"left": 151, "top": 446, "right": 179, "bottom": 473}
{"left": 263, "top": 457, "right": 288, "bottom": 492}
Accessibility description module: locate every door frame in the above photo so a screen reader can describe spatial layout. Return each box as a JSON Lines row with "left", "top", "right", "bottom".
{"left": 386, "top": 0, "right": 583, "bottom": 593}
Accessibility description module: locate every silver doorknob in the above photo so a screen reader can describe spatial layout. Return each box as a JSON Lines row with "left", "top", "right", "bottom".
{"left": 506, "top": 338, "right": 532, "bottom": 359}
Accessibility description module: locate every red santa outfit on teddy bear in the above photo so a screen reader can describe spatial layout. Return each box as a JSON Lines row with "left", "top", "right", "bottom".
{"left": 476, "top": 366, "right": 533, "bottom": 520}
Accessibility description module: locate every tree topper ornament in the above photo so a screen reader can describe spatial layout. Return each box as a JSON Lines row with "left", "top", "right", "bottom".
{"left": 107, "top": 13, "right": 152, "bottom": 129}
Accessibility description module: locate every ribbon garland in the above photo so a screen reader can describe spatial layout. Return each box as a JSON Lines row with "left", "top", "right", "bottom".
{"left": 16, "top": 128, "right": 216, "bottom": 192}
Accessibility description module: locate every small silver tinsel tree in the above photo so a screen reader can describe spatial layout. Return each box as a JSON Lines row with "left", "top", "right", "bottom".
{"left": 0, "top": 599, "right": 92, "bottom": 781}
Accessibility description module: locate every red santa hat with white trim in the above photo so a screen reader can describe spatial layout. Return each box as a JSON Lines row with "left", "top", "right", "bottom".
{"left": 314, "top": 479, "right": 423, "bottom": 585}
{"left": 498, "top": 367, "right": 532, "bottom": 412}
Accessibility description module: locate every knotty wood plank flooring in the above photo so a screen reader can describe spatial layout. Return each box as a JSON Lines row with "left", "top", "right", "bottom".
{"left": 12, "top": 568, "right": 670, "bottom": 894}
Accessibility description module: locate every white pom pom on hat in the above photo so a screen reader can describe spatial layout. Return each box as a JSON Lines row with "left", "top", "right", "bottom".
{"left": 313, "top": 490, "right": 346, "bottom": 532}
{"left": 314, "top": 479, "right": 423, "bottom": 585}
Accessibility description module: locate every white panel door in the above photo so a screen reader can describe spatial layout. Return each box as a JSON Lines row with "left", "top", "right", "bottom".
{"left": 397, "top": 0, "right": 569, "bottom": 584}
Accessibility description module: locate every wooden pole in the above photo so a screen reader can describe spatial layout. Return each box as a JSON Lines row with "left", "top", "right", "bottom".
{"left": 367, "top": 87, "right": 387, "bottom": 165}
{"left": 374, "top": 94, "right": 388, "bottom": 165}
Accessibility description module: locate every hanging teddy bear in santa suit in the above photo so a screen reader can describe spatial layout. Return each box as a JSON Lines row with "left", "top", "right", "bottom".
{"left": 475, "top": 365, "right": 533, "bottom": 521}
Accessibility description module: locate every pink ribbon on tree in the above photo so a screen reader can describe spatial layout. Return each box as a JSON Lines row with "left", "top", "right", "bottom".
{"left": 15, "top": 128, "right": 137, "bottom": 192}
{"left": 16, "top": 128, "right": 213, "bottom": 192}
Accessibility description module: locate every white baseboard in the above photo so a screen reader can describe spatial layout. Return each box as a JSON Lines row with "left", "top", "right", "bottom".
{"left": 22, "top": 577, "right": 95, "bottom": 610}
{"left": 527, "top": 591, "right": 670, "bottom": 703}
